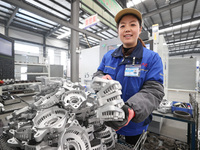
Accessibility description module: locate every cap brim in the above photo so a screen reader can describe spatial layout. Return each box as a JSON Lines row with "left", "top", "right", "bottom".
{"left": 115, "top": 8, "right": 142, "bottom": 23}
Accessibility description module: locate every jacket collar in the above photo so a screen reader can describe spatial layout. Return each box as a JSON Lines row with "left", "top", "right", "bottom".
{"left": 111, "top": 39, "right": 143, "bottom": 59}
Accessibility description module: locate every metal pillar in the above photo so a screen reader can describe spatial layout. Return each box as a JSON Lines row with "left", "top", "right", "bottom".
{"left": 43, "top": 35, "right": 46, "bottom": 58}
{"left": 70, "top": 0, "right": 80, "bottom": 82}
{"left": 5, "top": 27, "right": 8, "bottom": 36}
{"left": 117, "top": 0, "right": 127, "bottom": 8}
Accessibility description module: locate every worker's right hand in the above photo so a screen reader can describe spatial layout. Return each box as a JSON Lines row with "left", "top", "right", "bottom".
{"left": 102, "top": 74, "right": 112, "bottom": 80}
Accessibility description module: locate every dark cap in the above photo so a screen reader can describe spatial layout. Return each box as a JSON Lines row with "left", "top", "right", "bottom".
{"left": 115, "top": 8, "right": 142, "bottom": 24}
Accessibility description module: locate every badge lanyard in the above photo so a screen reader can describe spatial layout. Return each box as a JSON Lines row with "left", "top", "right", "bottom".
{"left": 124, "top": 57, "right": 141, "bottom": 77}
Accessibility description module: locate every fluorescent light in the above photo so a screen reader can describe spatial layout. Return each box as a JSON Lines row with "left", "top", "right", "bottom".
{"left": 168, "top": 38, "right": 200, "bottom": 45}
{"left": 80, "top": 24, "right": 84, "bottom": 29}
{"left": 159, "top": 20, "right": 200, "bottom": 33}
{"left": 181, "top": 22, "right": 190, "bottom": 28}
{"left": 127, "top": 0, "right": 145, "bottom": 8}
{"left": 159, "top": 27, "right": 172, "bottom": 33}
{"left": 173, "top": 25, "right": 181, "bottom": 30}
{"left": 196, "top": 61, "right": 199, "bottom": 67}
{"left": 57, "top": 31, "right": 71, "bottom": 39}
{"left": 191, "top": 20, "right": 200, "bottom": 25}
{"left": 127, "top": 1, "right": 133, "bottom": 8}
{"left": 132, "top": 0, "right": 144, "bottom": 5}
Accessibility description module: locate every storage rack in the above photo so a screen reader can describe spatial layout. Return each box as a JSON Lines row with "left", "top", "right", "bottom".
{"left": 15, "top": 62, "right": 50, "bottom": 80}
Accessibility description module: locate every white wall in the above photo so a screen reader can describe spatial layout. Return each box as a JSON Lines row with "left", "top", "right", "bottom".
{"left": 0, "top": 25, "right": 5, "bottom": 34}
{"left": 46, "top": 37, "right": 68, "bottom": 49}
{"left": 1, "top": 25, "right": 69, "bottom": 50}
{"left": 9, "top": 28, "right": 43, "bottom": 44}
{"left": 168, "top": 57, "right": 197, "bottom": 90}
{"left": 14, "top": 41, "right": 43, "bottom": 57}
{"left": 170, "top": 54, "right": 200, "bottom": 63}
{"left": 79, "top": 46, "right": 100, "bottom": 88}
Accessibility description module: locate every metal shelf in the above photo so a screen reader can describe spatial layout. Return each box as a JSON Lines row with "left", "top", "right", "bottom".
{"left": 15, "top": 62, "right": 50, "bottom": 78}
{"left": 10, "top": 82, "right": 41, "bottom": 86}
{"left": 15, "top": 62, "right": 47, "bottom": 66}
{"left": 15, "top": 92, "right": 38, "bottom": 97}
{"left": 15, "top": 73, "right": 49, "bottom": 75}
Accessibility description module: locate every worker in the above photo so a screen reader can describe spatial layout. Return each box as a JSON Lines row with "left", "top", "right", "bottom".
{"left": 93, "top": 8, "right": 164, "bottom": 145}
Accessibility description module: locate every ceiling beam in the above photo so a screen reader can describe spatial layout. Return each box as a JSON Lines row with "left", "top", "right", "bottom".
{"left": 34, "top": 0, "right": 70, "bottom": 18}
{"left": 167, "top": 38, "right": 200, "bottom": 45}
{"left": 142, "top": 1, "right": 154, "bottom": 25}
{"left": 169, "top": 46, "right": 200, "bottom": 52}
{"left": 170, "top": 49, "right": 200, "bottom": 53}
{"left": 2, "top": 0, "right": 102, "bottom": 40}
{"left": 45, "top": 25, "right": 63, "bottom": 37}
{"left": 6, "top": 7, "right": 19, "bottom": 27}
{"left": 181, "top": 5, "right": 183, "bottom": 21}
{"left": 142, "top": 0, "right": 193, "bottom": 19}
{"left": 96, "top": 27, "right": 109, "bottom": 34}
{"left": 163, "top": 29, "right": 200, "bottom": 39}
{"left": 160, "top": 17, "right": 200, "bottom": 30}
{"left": 12, "top": 37, "right": 69, "bottom": 51}
{"left": 116, "top": 0, "right": 127, "bottom": 8}
{"left": 193, "top": 41, "right": 200, "bottom": 50}
{"left": 147, "top": 16, "right": 200, "bottom": 34}
{"left": 95, "top": 26, "right": 116, "bottom": 37}
{"left": 193, "top": 24, "right": 200, "bottom": 38}
{"left": 169, "top": 50, "right": 200, "bottom": 56}
{"left": 191, "top": 0, "right": 198, "bottom": 18}
{"left": 11, "top": 22, "right": 47, "bottom": 34}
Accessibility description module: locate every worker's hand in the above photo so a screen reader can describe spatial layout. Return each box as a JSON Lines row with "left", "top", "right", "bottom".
{"left": 102, "top": 74, "right": 112, "bottom": 80}
{"left": 104, "top": 105, "right": 135, "bottom": 131}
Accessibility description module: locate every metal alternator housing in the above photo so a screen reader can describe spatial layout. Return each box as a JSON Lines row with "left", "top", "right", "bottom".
{"left": 32, "top": 107, "right": 68, "bottom": 142}
{"left": 58, "top": 124, "right": 92, "bottom": 150}
{"left": 61, "top": 90, "right": 87, "bottom": 111}
{"left": 91, "top": 77, "right": 125, "bottom": 121}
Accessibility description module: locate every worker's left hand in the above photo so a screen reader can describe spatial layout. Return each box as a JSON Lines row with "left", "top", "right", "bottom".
{"left": 104, "top": 105, "right": 135, "bottom": 131}
{"left": 102, "top": 74, "right": 112, "bottom": 80}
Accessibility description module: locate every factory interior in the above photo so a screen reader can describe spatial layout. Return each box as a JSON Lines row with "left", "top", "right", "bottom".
{"left": 0, "top": 0, "right": 200, "bottom": 149}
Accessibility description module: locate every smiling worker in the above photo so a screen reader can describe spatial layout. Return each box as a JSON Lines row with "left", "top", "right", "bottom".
{"left": 93, "top": 8, "right": 164, "bottom": 145}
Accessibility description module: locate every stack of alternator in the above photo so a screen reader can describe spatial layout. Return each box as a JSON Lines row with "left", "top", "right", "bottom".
{"left": 2, "top": 77, "right": 128, "bottom": 150}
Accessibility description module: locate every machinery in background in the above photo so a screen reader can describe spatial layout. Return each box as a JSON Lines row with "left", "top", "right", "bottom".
{"left": 0, "top": 33, "right": 15, "bottom": 82}
{"left": 0, "top": 81, "right": 41, "bottom": 108}
{"left": 0, "top": 92, "right": 21, "bottom": 106}
{"left": 0, "top": 103, "right": 4, "bottom": 112}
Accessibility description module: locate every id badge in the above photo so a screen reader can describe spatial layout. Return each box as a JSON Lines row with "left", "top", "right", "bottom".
{"left": 124, "top": 64, "right": 141, "bottom": 77}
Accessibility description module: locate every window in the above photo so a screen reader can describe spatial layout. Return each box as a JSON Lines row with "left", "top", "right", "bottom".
{"left": 61, "top": 50, "right": 67, "bottom": 70}
{"left": 15, "top": 42, "right": 40, "bottom": 54}
{"left": 48, "top": 49, "right": 54, "bottom": 64}
{"left": 21, "top": 67, "right": 27, "bottom": 80}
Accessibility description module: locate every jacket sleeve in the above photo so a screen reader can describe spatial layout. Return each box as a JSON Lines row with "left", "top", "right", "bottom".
{"left": 126, "top": 80, "right": 164, "bottom": 123}
{"left": 92, "top": 70, "right": 105, "bottom": 78}
{"left": 126, "top": 53, "right": 165, "bottom": 123}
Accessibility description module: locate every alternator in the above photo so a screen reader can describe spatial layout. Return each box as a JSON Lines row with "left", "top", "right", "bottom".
{"left": 32, "top": 107, "right": 68, "bottom": 142}
{"left": 91, "top": 77, "right": 125, "bottom": 121}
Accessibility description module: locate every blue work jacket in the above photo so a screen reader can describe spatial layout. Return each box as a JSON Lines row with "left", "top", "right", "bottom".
{"left": 98, "top": 40, "right": 164, "bottom": 136}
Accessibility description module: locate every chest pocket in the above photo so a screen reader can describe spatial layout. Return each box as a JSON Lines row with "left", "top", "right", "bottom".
{"left": 104, "top": 66, "right": 116, "bottom": 79}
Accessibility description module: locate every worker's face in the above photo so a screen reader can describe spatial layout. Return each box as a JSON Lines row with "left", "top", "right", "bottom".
{"left": 118, "top": 15, "right": 142, "bottom": 48}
